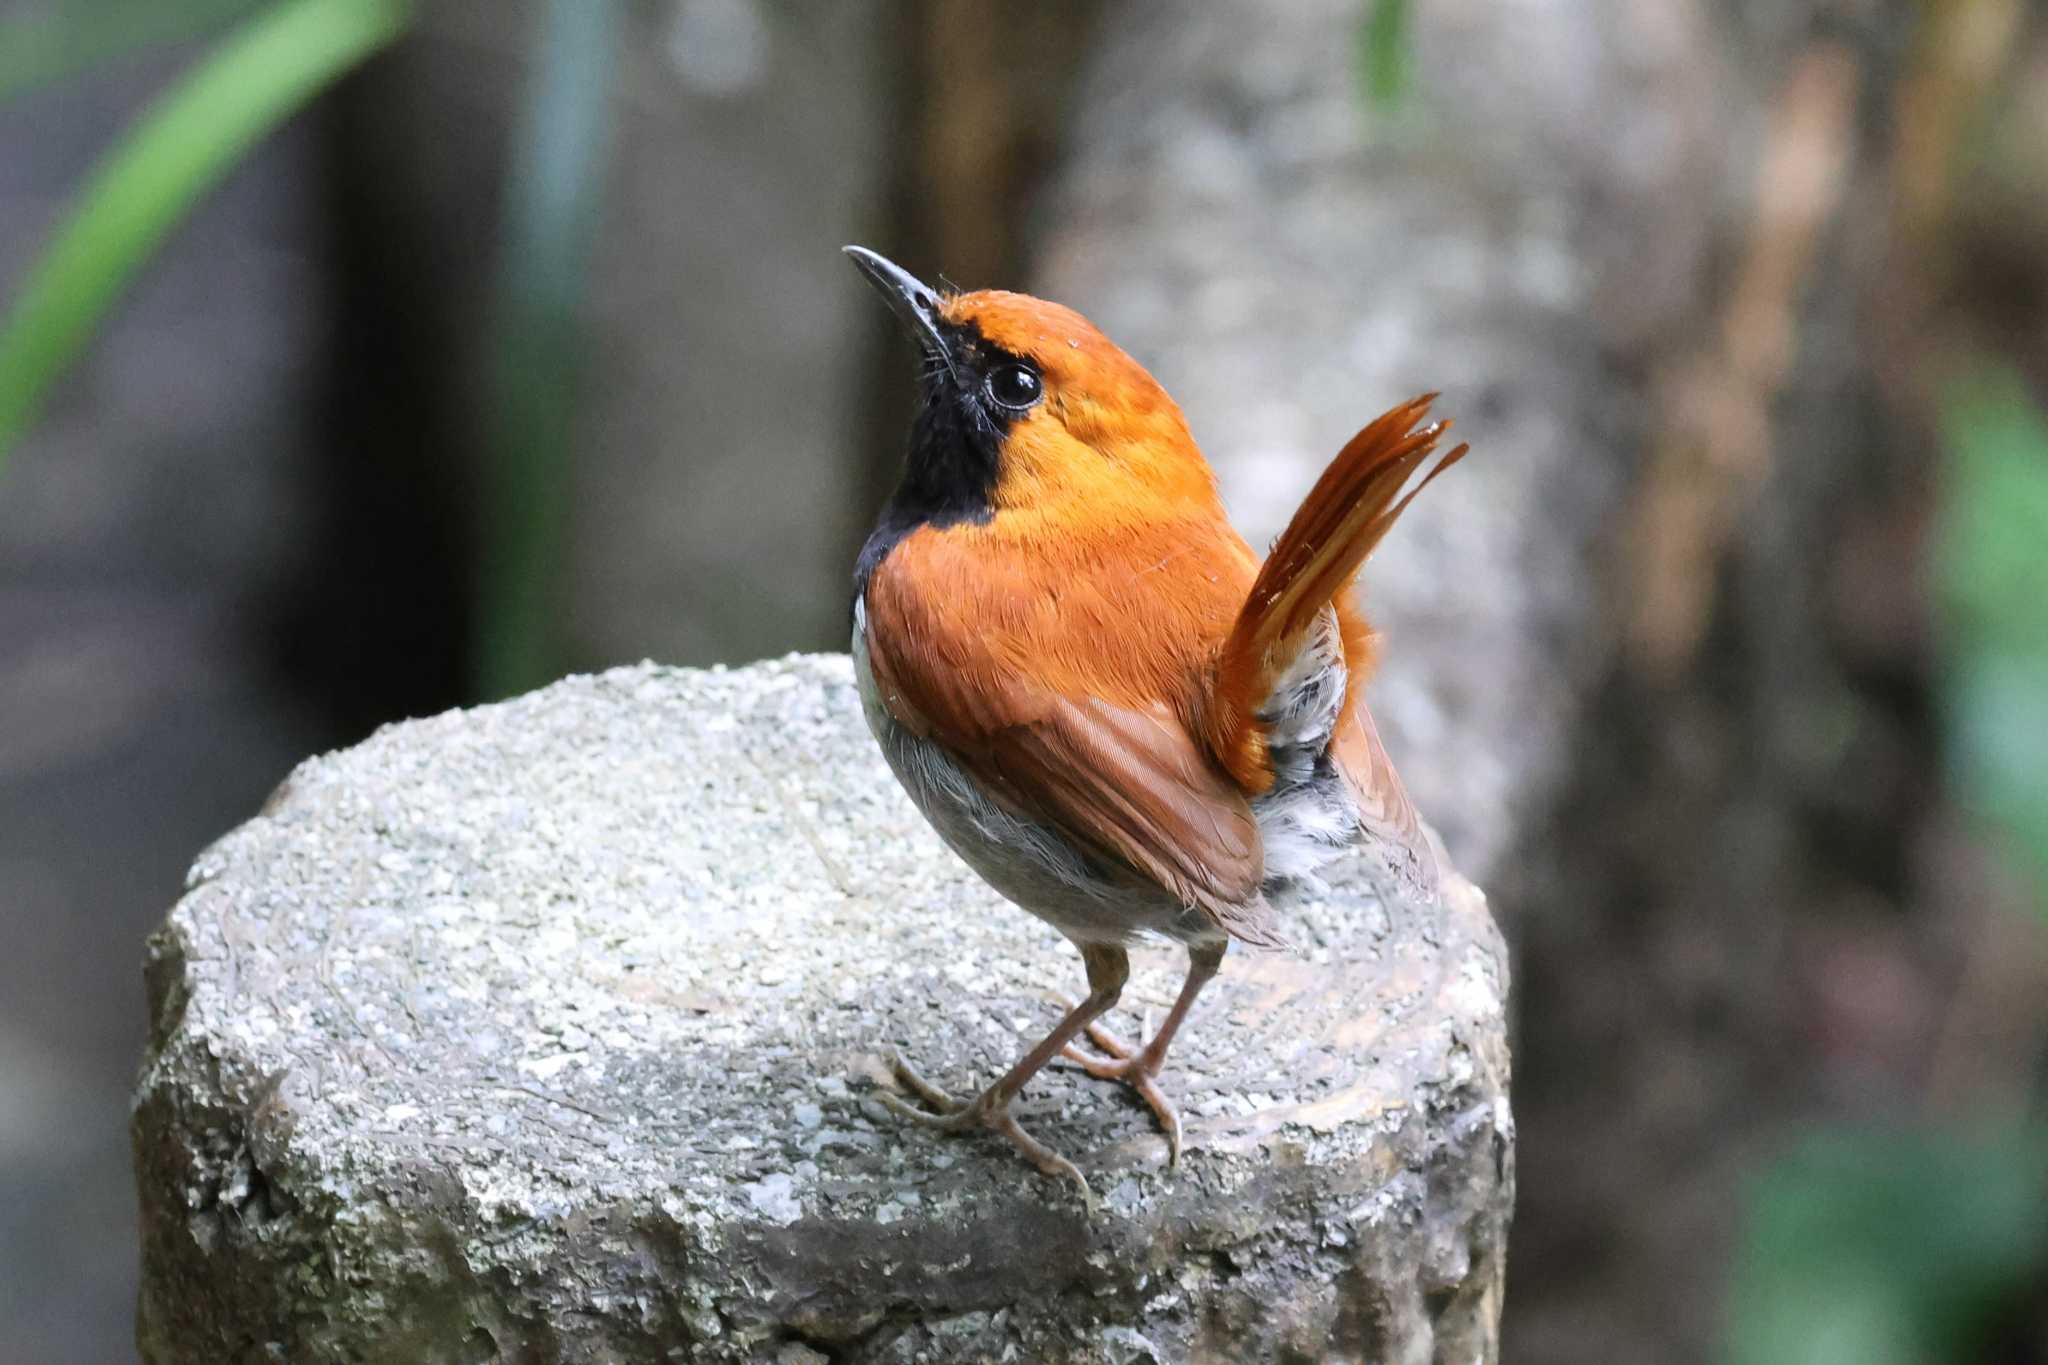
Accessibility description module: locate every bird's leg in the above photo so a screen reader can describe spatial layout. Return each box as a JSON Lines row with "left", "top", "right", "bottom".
{"left": 883, "top": 943, "right": 1129, "bottom": 1194}
{"left": 1062, "top": 941, "right": 1225, "bottom": 1164}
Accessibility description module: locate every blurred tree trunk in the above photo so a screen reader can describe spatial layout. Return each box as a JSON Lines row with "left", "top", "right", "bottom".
{"left": 1028, "top": 2, "right": 2016, "bottom": 1360}
{"left": 849, "top": 0, "right": 1109, "bottom": 582}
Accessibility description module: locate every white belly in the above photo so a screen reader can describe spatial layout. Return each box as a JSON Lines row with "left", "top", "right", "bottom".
{"left": 851, "top": 604, "right": 1217, "bottom": 947}
{"left": 850, "top": 594, "right": 1374, "bottom": 946}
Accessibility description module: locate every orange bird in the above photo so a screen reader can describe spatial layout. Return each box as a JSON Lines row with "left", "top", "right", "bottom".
{"left": 845, "top": 246, "right": 1467, "bottom": 1189}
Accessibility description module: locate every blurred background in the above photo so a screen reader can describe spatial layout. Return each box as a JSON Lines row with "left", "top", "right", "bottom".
{"left": 2, "top": 0, "right": 2045, "bottom": 1361}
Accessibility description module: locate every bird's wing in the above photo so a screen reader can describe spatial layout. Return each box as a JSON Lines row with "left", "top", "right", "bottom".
{"left": 862, "top": 527, "right": 1283, "bottom": 948}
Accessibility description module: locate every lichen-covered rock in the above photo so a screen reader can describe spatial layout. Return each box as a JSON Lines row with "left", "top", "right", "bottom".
{"left": 133, "top": 656, "right": 1511, "bottom": 1363}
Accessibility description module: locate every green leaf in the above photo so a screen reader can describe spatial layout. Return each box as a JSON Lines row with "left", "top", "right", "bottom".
{"left": 1359, "top": 0, "right": 1412, "bottom": 112}
{"left": 0, "top": 0, "right": 413, "bottom": 470}
{"left": 1726, "top": 1128, "right": 2048, "bottom": 1365}
{"left": 0, "top": 0, "right": 267, "bottom": 104}
{"left": 1939, "top": 367, "right": 2048, "bottom": 910}
{"left": 1941, "top": 370, "right": 2048, "bottom": 651}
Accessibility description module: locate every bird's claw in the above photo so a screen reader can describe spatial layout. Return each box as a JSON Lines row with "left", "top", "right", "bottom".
{"left": 1064, "top": 1016, "right": 1136, "bottom": 1067}
{"left": 885, "top": 1048, "right": 967, "bottom": 1114}
{"left": 882, "top": 1050, "right": 1095, "bottom": 1204}
{"left": 1058, "top": 1032, "right": 1185, "bottom": 1166}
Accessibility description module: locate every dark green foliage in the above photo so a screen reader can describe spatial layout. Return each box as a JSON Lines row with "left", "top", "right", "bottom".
{"left": 1940, "top": 369, "right": 2048, "bottom": 910}
{"left": 475, "top": 0, "right": 626, "bottom": 699}
{"left": 1727, "top": 367, "right": 2048, "bottom": 1363}
{"left": 1729, "top": 1129, "right": 2048, "bottom": 1365}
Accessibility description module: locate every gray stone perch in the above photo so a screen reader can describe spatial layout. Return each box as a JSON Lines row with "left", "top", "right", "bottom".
{"left": 133, "top": 657, "right": 1512, "bottom": 1363}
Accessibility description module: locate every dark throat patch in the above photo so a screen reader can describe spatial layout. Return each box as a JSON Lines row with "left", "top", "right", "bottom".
{"left": 853, "top": 321, "right": 1030, "bottom": 600}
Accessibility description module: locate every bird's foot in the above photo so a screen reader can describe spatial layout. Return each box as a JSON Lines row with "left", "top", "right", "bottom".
{"left": 1060, "top": 1020, "right": 1184, "bottom": 1166}
{"left": 880, "top": 1049, "right": 1093, "bottom": 1200}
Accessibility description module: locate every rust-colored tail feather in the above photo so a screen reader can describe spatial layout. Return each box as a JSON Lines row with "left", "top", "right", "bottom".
{"left": 1210, "top": 393, "right": 1468, "bottom": 790}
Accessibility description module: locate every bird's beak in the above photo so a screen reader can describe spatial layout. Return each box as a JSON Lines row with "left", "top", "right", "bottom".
{"left": 842, "top": 245, "right": 948, "bottom": 358}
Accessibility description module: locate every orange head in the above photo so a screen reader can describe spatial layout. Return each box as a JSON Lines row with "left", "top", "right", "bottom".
{"left": 844, "top": 247, "right": 1223, "bottom": 530}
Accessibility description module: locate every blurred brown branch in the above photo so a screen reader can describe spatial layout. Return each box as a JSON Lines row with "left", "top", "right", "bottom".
{"left": 1625, "top": 42, "right": 1861, "bottom": 679}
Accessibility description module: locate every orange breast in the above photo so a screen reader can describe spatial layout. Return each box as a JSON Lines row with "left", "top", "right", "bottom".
{"left": 859, "top": 507, "right": 1284, "bottom": 937}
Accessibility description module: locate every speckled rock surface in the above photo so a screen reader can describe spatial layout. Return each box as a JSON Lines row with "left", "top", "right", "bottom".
{"left": 133, "top": 656, "right": 1511, "bottom": 1363}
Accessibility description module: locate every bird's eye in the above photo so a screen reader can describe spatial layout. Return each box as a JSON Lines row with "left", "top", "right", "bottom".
{"left": 985, "top": 364, "right": 1042, "bottom": 411}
